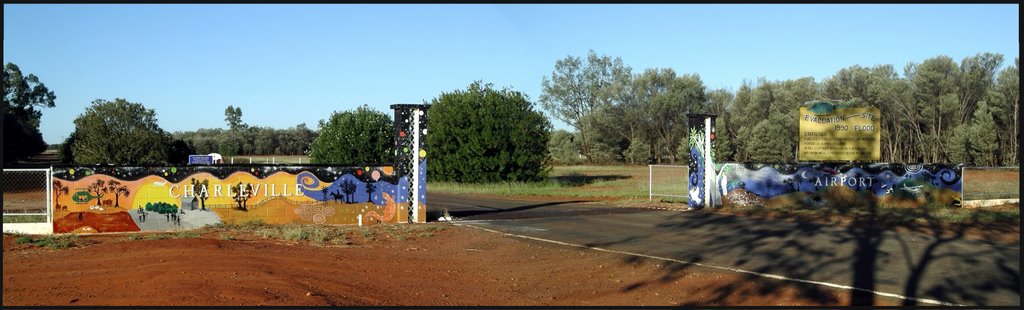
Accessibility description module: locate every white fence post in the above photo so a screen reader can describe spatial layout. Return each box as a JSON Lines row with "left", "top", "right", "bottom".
{"left": 649, "top": 165, "right": 653, "bottom": 202}
{"left": 46, "top": 168, "right": 52, "bottom": 224}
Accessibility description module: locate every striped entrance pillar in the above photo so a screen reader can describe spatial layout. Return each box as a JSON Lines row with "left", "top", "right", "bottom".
{"left": 686, "top": 114, "right": 720, "bottom": 209}
{"left": 391, "top": 104, "right": 430, "bottom": 223}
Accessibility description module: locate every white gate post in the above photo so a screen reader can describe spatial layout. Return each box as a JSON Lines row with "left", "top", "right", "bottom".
{"left": 648, "top": 165, "right": 653, "bottom": 202}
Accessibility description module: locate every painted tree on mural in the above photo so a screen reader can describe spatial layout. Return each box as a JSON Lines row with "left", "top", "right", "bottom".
{"left": 87, "top": 179, "right": 107, "bottom": 206}
{"left": 365, "top": 182, "right": 376, "bottom": 203}
{"left": 190, "top": 178, "right": 210, "bottom": 211}
{"left": 145, "top": 202, "right": 178, "bottom": 214}
{"left": 104, "top": 180, "right": 130, "bottom": 208}
{"left": 320, "top": 187, "right": 329, "bottom": 202}
{"left": 229, "top": 182, "right": 253, "bottom": 211}
{"left": 341, "top": 180, "right": 357, "bottom": 203}
{"left": 52, "top": 180, "right": 69, "bottom": 212}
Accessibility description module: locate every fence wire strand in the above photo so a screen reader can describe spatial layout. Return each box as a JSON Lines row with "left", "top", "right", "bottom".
{"left": 3, "top": 169, "right": 50, "bottom": 217}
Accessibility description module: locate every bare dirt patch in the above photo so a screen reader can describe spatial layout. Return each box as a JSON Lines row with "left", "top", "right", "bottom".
{"left": 2, "top": 224, "right": 883, "bottom": 306}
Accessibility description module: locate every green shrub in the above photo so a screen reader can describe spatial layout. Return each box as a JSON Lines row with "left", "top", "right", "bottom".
{"left": 35, "top": 235, "right": 77, "bottom": 249}
{"left": 309, "top": 105, "right": 393, "bottom": 164}
{"left": 427, "top": 81, "right": 551, "bottom": 183}
{"left": 14, "top": 234, "right": 33, "bottom": 244}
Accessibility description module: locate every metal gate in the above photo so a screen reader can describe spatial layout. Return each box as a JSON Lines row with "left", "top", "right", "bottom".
{"left": 2, "top": 168, "right": 53, "bottom": 234}
{"left": 648, "top": 164, "right": 688, "bottom": 202}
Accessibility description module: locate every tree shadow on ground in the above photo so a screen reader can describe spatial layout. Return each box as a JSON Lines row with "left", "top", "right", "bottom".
{"left": 551, "top": 174, "right": 630, "bottom": 187}
{"left": 427, "top": 200, "right": 594, "bottom": 221}
{"left": 592, "top": 192, "right": 1019, "bottom": 306}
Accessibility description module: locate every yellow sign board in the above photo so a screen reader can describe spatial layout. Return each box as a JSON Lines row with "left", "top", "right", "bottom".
{"left": 799, "top": 106, "right": 880, "bottom": 161}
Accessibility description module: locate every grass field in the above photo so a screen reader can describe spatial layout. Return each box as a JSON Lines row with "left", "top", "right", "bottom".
{"left": 3, "top": 215, "right": 47, "bottom": 223}
{"left": 963, "top": 168, "right": 1020, "bottom": 200}
{"left": 430, "top": 165, "right": 684, "bottom": 202}
{"left": 224, "top": 155, "right": 311, "bottom": 164}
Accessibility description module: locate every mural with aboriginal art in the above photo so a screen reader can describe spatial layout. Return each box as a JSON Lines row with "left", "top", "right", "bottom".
{"left": 50, "top": 104, "right": 430, "bottom": 234}
{"left": 687, "top": 112, "right": 963, "bottom": 210}
{"left": 716, "top": 163, "right": 963, "bottom": 208}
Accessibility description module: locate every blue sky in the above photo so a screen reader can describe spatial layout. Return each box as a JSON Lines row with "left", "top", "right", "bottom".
{"left": 3, "top": 4, "right": 1019, "bottom": 144}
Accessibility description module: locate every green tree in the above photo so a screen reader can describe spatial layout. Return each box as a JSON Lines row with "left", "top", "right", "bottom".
{"left": 745, "top": 114, "right": 793, "bottom": 162}
{"left": 217, "top": 130, "right": 243, "bottom": 156}
{"left": 58, "top": 131, "right": 79, "bottom": 164}
{"left": 540, "top": 50, "right": 631, "bottom": 163}
{"left": 706, "top": 89, "right": 736, "bottom": 161}
{"left": 309, "top": 105, "right": 393, "bottom": 164}
{"left": 167, "top": 137, "right": 195, "bottom": 164}
{"left": 989, "top": 58, "right": 1019, "bottom": 165}
{"left": 729, "top": 81, "right": 755, "bottom": 161}
{"left": 3, "top": 63, "right": 56, "bottom": 163}
{"left": 907, "top": 56, "right": 960, "bottom": 163}
{"left": 224, "top": 105, "right": 246, "bottom": 131}
{"left": 624, "top": 139, "right": 651, "bottom": 165}
{"left": 946, "top": 125, "right": 972, "bottom": 165}
{"left": 547, "top": 129, "right": 582, "bottom": 165}
{"left": 968, "top": 101, "right": 998, "bottom": 166}
{"left": 428, "top": 81, "right": 551, "bottom": 182}
{"left": 956, "top": 53, "right": 1003, "bottom": 124}
{"left": 65, "top": 98, "right": 175, "bottom": 164}
{"left": 253, "top": 127, "right": 277, "bottom": 155}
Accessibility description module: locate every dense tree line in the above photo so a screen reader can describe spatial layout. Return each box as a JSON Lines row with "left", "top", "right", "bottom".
{"left": 3, "top": 63, "right": 56, "bottom": 163}
{"left": 172, "top": 105, "right": 317, "bottom": 156}
{"left": 543, "top": 51, "right": 1019, "bottom": 166}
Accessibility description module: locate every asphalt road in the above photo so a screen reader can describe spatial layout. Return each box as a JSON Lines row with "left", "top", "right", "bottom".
{"left": 428, "top": 193, "right": 1021, "bottom": 306}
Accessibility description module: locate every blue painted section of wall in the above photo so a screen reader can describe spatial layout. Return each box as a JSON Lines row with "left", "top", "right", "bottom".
{"left": 715, "top": 163, "right": 963, "bottom": 207}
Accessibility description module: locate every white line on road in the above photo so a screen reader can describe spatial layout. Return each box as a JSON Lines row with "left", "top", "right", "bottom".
{"left": 453, "top": 222, "right": 966, "bottom": 307}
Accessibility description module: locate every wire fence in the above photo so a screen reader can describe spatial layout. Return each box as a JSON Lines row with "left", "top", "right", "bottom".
{"left": 648, "top": 165, "right": 688, "bottom": 202}
{"left": 963, "top": 166, "right": 1019, "bottom": 200}
{"left": 3, "top": 169, "right": 52, "bottom": 223}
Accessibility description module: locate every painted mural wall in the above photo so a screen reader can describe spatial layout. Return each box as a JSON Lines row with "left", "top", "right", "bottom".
{"left": 687, "top": 114, "right": 720, "bottom": 209}
{"left": 50, "top": 165, "right": 412, "bottom": 234}
{"left": 715, "top": 163, "right": 964, "bottom": 208}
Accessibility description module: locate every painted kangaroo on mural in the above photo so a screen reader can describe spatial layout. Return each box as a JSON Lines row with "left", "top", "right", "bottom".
{"left": 364, "top": 192, "right": 398, "bottom": 223}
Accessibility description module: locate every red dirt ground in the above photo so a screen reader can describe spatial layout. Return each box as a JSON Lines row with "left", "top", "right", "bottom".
{"left": 53, "top": 211, "right": 140, "bottom": 233}
{"left": 1, "top": 224, "right": 894, "bottom": 307}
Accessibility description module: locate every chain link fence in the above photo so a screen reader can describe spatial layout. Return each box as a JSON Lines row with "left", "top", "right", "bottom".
{"left": 3, "top": 169, "right": 51, "bottom": 223}
{"left": 963, "top": 167, "right": 1019, "bottom": 200}
{"left": 648, "top": 165, "right": 688, "bottom": 202}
